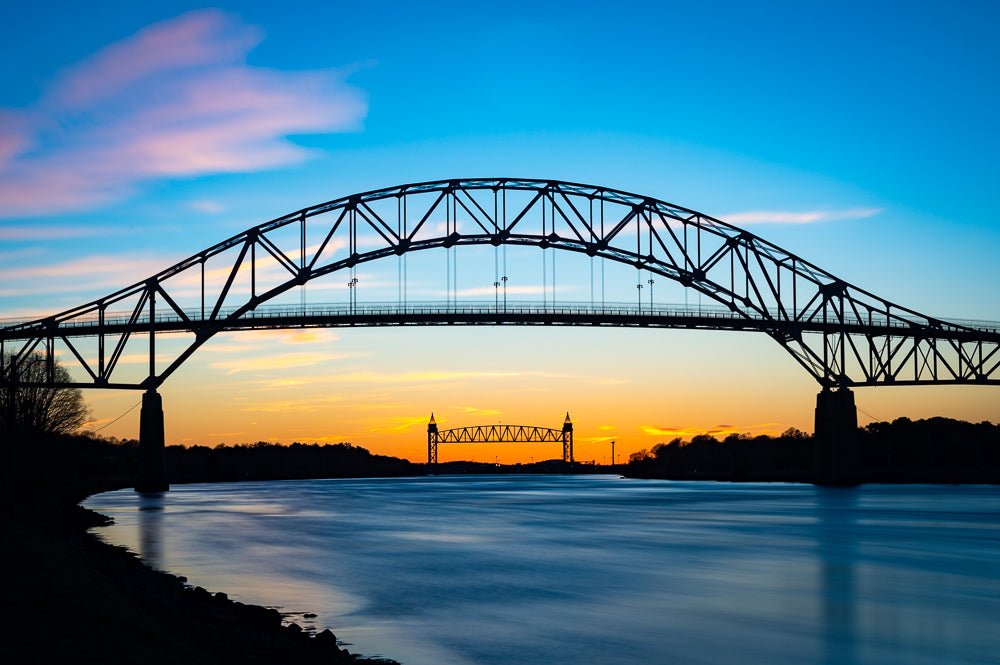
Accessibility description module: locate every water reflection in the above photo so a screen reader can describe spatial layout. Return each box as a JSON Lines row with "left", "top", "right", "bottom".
{"left": 816, "top": 487, "right": 857, "bottom": 665}
{"left": 137, "top": 491, "right": 165, "bottom": 570}
{"left": 86, "top": 477, "right": 1000, "bottom": 665}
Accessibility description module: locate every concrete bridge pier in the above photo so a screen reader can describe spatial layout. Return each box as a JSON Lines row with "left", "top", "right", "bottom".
{"left": 814, "top": 388, "right": 859, "bottom": 486}
{"left": 136, "top": 389, "right": 168, "bottom": 492}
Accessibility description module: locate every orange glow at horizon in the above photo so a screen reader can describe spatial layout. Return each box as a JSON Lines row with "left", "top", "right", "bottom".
{"left": 79, "top": 326, "right": 1000, "bottom": 464}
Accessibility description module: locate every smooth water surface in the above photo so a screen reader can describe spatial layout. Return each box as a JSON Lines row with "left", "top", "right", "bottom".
{"left": 86, "top": 476, "right": 1000, "bottom": 665}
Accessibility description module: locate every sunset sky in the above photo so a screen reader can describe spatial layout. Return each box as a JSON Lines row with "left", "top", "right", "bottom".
{"left": 2, "top": 1, "right": 999, "bottom": 462}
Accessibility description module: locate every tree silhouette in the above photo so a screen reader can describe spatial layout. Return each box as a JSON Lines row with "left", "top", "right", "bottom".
{"left": 1, "top": 352, "right": 90, "bottom": 437}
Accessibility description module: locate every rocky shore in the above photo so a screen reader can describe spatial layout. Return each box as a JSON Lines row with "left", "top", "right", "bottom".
{"left": 0, "top": 496, "right": 396, "bottom": 664}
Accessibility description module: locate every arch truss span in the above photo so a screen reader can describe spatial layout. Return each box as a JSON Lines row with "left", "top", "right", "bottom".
{"left": 427, "top": 413, "right": 574, "bottom": 464}
{"left": 2, "top": 178, "right": 1000, "bottom": 390}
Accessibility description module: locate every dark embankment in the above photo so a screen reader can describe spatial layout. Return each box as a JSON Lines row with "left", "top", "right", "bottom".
{"left": 1, "top": 433, "right": 400, "bottom": 664}
{"left": 626, "top": 417, "right": 1000, "bottom": 483}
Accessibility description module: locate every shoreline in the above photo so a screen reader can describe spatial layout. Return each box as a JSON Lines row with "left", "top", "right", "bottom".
{"left": 0, "top": 486, "right": 398, "bottom": 664}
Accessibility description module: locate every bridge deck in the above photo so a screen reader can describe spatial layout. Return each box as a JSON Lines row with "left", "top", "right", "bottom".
{"left": 3, "top": 301, "right": 999, "bottom": 341}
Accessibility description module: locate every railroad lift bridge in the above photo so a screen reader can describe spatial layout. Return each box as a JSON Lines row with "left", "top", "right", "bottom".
{"left": 2, "top": 178, "right": 998, "bottom": 488}
{"left": 426, "top": 412, "right": 574, "bottom": 465}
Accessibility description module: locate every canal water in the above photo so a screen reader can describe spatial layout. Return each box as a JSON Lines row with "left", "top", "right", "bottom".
{"left": 85, "top": 476, "right": 1000, "bottom": 665}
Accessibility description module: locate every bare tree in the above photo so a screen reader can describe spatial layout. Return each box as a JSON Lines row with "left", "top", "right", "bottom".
{"left": 1, "top": 352, "right": 91, "bottom": 436}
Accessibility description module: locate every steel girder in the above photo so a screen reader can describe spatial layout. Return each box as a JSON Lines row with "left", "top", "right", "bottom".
{"left": 2, "top": 178, "right": 999, "bottom": 389}
{"left": 429, "top": 424, "right": 572, "bottom": 463}
{"left": 435, "top": 424, "right": 567, "bottom": 444}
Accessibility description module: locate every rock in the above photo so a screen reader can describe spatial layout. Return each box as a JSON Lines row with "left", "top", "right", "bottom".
{"left": 239, "top": 603, "right": 276, "bottom": 628}
{"left": 315, "top": 629, "right": 337, "bottom": 645}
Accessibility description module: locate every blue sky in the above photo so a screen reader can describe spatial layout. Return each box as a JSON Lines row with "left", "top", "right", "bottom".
{"left": 2, "top": 1, "right": 998, "bottom": 454}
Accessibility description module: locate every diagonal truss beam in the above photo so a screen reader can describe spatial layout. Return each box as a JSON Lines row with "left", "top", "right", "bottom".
{"left": 2, "top": 178, "right": 999, "bottom": 391}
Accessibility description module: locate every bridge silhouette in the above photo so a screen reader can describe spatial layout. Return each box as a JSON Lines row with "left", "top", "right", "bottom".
{"left": 426, "top": 413, "right": 574, "bottom": 465}
{"left": 2, "top": 178, "right": 998, "bottom": 487}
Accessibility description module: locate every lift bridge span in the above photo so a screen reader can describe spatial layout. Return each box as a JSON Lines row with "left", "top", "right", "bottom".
{"left": 1, "top": 178, "right": 998, "bottom": 487}
{"left": 426, "top": 413, "right": 575, "bottom": 465}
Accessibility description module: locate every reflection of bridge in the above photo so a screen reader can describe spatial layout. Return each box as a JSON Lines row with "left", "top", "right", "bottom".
{"left": 2, "top": 178, "right": 998, "bottom": 488}
{"left": 426, "top": 413, "right": 574, "bottom": 464}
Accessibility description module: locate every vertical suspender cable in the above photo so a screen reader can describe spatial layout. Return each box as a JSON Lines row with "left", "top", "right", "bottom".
{"left": 446, "top": 191, "right": 451, "bottom": 308}
{"left": 397, "top": 196, "right": 401, "bottom": 309}
{"left": 453, "top": 192, "right": 458, "bottom": 306}
{"left": 541, "top": 191, "right": 549, "bottom": 309}
{"left": 403, "top": 214, "right": 407, "bottom": 309}
{"left": 601, "top": 196, "right": 605, "bottom": 308}
{"left": 589, "top": 198, "right": 594, "bottom": 308}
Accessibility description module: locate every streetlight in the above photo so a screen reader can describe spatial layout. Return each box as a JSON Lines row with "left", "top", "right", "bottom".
{"left": 636, "top": 282, "right": 643, "bottom": 312}
{"left": 648, "top": 278, "right": 654, "bottom": 309}
{"left": 348, "top": 277, "right": 358, "bottom": 313}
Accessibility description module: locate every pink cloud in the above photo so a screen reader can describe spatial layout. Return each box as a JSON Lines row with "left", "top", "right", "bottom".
{"left": 0, "top": 111, "right": 33, "bottom": 167}
{"left": 46, "top": 10, "right": 263, "bottom": 109}
{"left": 0, "top": 10, "right": 367, "bottom": 218}
{"left": 0, "top": 225, "right": 116, "bottom": 240}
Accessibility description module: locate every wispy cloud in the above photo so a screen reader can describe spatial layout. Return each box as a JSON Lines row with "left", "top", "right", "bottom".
{"left": 456, "top": 405, "right": 503, "bottom": 417}
{"left": 0, "top": 9, "right": 367, "bottom": 218}
{"left": 206, "top": 329, "right": 341, "bottom": 353}
{"left": 369, "top": 415, "right": 436, "bottom": 433}
{"left": 0, "top": 225, "right": 119, "bottom": 240}
{"left": 210, "top": 351, "right": 354, "bottom": 374}
{"left": 188, "top": 200, "right": 225, "bottom": 214}
{"left": 580, "top": 436, "right": 617, "bottom": 443}
{"left": 251, "top": 369, "right": 596, "bottom": 390}
{"left": 722, "top": 208, "right": 881, "bottom": 225}
{"left": 641, "top": 422, "right": 784, "bottom": 438}
{"left": 0, "top": 254, "right": 166, "bottom": 297}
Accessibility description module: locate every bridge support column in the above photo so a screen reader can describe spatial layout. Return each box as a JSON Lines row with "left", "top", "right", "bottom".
{"left": 136, "top": 389, "right": 168, "bottom": 493}
{"left": 814, "top": 388, "right": 859, "bottom": 486}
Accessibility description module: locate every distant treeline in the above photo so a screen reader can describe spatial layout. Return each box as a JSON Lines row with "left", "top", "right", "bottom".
{"left": 627, "top": 417, "right": 1000, "bottom": 483}
{"left": 164, "top": 441, "right": 416, "bottom": 483}
{"left": 1, "top": 434, "right": 417, "bottom": 501}
{"left": 4, "top": 416, "right": 1000, "bottom": 500}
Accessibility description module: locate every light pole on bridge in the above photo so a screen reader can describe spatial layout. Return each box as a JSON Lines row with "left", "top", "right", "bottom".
{"left": 348, "top": 277, "right": 359, "bottom": 314}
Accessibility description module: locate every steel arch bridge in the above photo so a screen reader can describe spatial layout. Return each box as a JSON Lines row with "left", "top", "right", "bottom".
{"left": 2, "top": 177, "right": 999, "bottom": 392}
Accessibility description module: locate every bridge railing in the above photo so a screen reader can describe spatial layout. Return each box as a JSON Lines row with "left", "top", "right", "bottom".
{"left": 3, "top": 301, "right": 1000, "bottom": 336}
